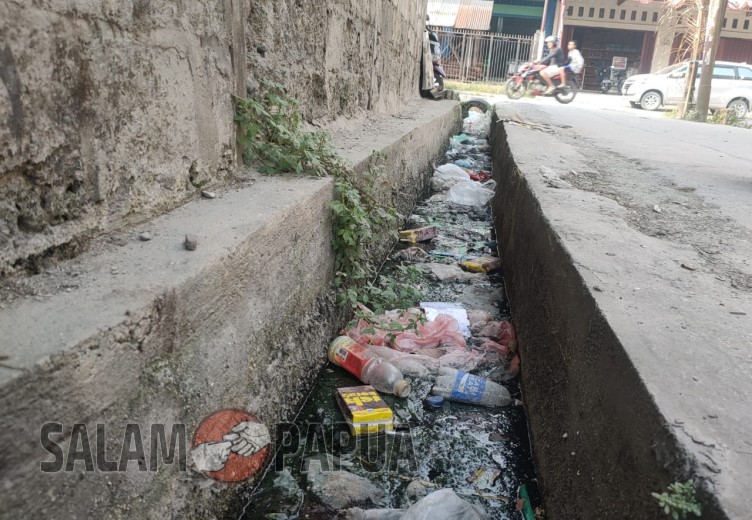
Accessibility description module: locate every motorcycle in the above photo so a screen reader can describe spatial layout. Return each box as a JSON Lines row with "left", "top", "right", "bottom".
{"left": 601, "top": 66, "right": 627, "bottom": 95}
{"left": 428, "top": 30, "right": 446, "bottom": 91}
{"left": 505, "top": 62, "right": 577, "bottom": 104}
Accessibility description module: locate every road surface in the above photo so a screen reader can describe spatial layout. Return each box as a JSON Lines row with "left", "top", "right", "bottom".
{"left": 477, "top": 90, "right": 752, "bottom": 518}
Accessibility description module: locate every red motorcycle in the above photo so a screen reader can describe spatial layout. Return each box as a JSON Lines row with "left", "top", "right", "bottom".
{"left": 505, "top": 62, "right": 577, "bottom": 104}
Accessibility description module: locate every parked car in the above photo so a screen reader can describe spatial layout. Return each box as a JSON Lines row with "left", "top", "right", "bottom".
{"left": 622, "top": 60, "right": 752, "bottom": 117}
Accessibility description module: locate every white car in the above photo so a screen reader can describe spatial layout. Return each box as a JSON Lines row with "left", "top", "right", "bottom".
{"left": 623, "top": 61, "right": 752, "bottom": 117}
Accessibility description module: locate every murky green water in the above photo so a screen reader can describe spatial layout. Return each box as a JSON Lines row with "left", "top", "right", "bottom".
{"left": 242, "top": 147, "right": 539, "bottom": 520}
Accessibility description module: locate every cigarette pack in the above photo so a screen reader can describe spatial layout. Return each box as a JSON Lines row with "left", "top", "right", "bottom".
{"left": 335, "top": 385, "right": 394, "bottom": 435}
{"left": 459, "top": 256, "right": 501, "bottom": 273}
{"left": 399, "top": 226, "right": 437, "bottom": 243}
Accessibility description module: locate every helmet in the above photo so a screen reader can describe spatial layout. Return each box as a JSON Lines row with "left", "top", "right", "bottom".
{"left": 544, "top": 36, "right": 558, "bottom": 44}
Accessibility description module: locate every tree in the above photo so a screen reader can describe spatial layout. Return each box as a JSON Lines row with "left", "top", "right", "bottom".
{"left": 695, "top": 0, "right": 727, "bottom": 121}
{"left": 657, "top": 0, "right": 707, "bottom": 117}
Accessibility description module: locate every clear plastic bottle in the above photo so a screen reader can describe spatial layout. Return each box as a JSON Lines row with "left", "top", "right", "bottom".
{"left": 431, "top": 367, "right": 519, "bottom": 407}
{"left": 329, "top": 336, "right": 411, "bottom": 397}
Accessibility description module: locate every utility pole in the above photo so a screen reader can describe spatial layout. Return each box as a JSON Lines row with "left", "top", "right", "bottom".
{"left": 678, "top": 0, "right": 708, "bottom": 118}
{"left": 695, "top": 0, "right": 726, "bottom": 121}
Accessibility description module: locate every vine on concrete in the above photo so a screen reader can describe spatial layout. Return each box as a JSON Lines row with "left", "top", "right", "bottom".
{"left": 235, "top": 82, "right": 421, "bottom": 313}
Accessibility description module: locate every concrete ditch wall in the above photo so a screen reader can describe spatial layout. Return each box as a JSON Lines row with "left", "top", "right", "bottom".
{"left": 0, "top": 0, "right": 427, "bottom": 276}
{"left": 0, "top": 100, "right": 461, "bottom": 519}
{"left": 490, "top": 114, "right": 729, "bottom": 519}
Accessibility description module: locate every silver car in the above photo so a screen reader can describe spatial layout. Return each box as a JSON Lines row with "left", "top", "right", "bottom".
{"left": 623, "top": 61, "right": 752, "bottom": 117}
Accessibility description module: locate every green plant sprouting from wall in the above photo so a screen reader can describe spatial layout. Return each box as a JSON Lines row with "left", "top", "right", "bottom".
{"left": 235, "top": 81, "right": 422, "bottom": 313}
{"left": 235, "top": 82, "right": 336, "bottom": 176}
{"left": 652, "top": 480, "right": 702, "bottom": 519}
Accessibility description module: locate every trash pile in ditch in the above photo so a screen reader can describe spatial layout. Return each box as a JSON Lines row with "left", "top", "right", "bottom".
{"left": 243, "top": 108, "right": 541, "bottom": 520}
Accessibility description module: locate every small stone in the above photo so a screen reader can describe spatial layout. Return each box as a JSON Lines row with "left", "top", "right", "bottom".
{"left": 488, "top": 432, "right": 507, "bottom": 442}
{"left": 681, "top": 263, "right": 697, "bottom": 271}
{"left": 593, "top": 286, "right": 603, "bottom": 292}
{"left": 138, "top": 232, "right": 152, "bottom": 241}
{"left": 571, "top": 451, "right": 576, "bottom": 456}
{"left": 653, "top": 205, "right": 662, "bottom": 213}
{"left": 201, "top": 190, "right": 216, "bottom": 199}
{"left": 184, "top": 235, "right": 198, "bottom": 251}
{"left": 406, "top": 480, "right": 427, "bottom": 500}
{"left": 562, "top": 433, "right": 568, "bottom": 439}
{"left": 730, "top": 311, "right": 747, "bottom": 316}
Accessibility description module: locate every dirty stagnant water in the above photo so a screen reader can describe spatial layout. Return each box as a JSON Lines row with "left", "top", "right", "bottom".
{"left": 240, "top": 135, "right": 540, "bottom": 520}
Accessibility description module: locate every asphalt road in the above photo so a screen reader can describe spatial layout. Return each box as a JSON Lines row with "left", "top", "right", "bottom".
{"left": 461, "top": 90, "right": 752, "bottom": 518}
{"left": 466, "top": 90, "right": 752, "bottom": 233}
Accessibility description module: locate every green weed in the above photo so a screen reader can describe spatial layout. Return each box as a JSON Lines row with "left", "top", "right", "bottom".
{"left": 235, "top": 83, "right": 420, "bottom": 314}
{"left": 652, "top": 480, "right": 702, "bottom": 519}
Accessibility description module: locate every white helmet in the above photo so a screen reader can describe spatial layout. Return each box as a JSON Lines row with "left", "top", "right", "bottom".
{"left": 544, "top": 36, "right": 558, "bottom": 44}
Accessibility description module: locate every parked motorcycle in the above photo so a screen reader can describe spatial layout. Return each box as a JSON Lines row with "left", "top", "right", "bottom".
{"left": 505, "top": 62, "right": 577, "bottom": 104}
{"left": 600, "top": 66, "right": 627, "bottom": 95}
{"left": 428, "top": 29, "right": 446, "bottom": 91}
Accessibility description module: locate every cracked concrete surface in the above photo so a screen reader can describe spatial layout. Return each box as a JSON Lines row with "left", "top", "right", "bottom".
{"left": 491, "top": 99, "right": 751, "bottom": 520}
{"left": 0, "top": 0, "right": 427, "bottom": 275}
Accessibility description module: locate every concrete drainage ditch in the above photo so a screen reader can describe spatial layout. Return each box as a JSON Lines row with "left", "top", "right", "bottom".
{"left": 241, "top": 114, "right": 541, "bottom": 519}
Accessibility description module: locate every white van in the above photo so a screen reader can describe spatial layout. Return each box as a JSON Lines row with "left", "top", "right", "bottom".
{"left": 622, "top": 60, "right": 752, "bottom": 117}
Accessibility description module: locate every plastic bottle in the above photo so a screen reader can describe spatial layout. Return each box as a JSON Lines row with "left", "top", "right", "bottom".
{"left": 329, "top": 336, "right": 411, "bottom": 397}
{"left": 431, "top": 367, "right": 519, "bottom": 407}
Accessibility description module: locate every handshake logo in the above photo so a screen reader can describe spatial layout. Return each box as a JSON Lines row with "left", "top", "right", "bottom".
{"left": 191, "top": 409, "right": 271, "bottom": 482}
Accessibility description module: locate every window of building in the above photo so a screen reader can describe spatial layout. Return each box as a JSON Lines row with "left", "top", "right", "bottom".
{"left": 578, "top": 6, "right": 584, "bottom": 16}
{"left": 652, "top": 12, "right": 658, "bottom": 22}
{"left": 599, "top": 8, "right": 605, "bottom": 18}
{"left": 744, "top": 20, "right": 750, "bottom": 30}
{"left": 589, "top": 7, "right": 595, "bottom": 17}
{"left": 631, "top": 11, "right": 637, "bottom": 21}
{"left": 620, "top": 10, "right": 626, "bottom": 20}
{"left": 642, "top": 11, "right": 648, "bottom": 22}
{"left": 567, "top": 5, "right": 573, "bottom": 15}
{"left": 722, "top": 18, "right": 727, "bottom": 28}
{"left": 609, "top": 8, "right": 616, "bottom": 19}
{"left": 738, "top": 67, "right": 752, "bottom": 80}
{"left": 732, "top": 18, "right": 738, "bottom": 29}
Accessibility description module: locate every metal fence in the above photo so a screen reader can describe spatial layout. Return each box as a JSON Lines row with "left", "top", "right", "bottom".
{"left": 430, "top": 28, "right": 535, "bottom": 84}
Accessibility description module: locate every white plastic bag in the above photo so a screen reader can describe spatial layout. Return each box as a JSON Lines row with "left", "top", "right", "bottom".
{"left": 463, "top": 111, "right": 492, "bottom": 138}
{"left": 432, "top": 164, "right": 471, "bottom": 192}
{"left": 432, "top": 177, "right": 461, "bottom": 193}
{"left": 447, "top": 181, "right": 495, "bottom": 206}
{"left": 434, "top": 164, "right": 470, "bottom": 180}
{"left": 401, "top": 489, "right": 491, "bottom": 520}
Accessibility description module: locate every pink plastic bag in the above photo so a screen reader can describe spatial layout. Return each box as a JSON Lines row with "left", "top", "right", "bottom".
{"left": 478, "top": 320, "right": 516, "bottom": 347}
{"left": 393, "top": 314, "right": 466, "bottom": 352}
{"left": 480, "top": 338, "right": 510, "bottom": 357}
{"left": 346, "top": 308, "right": 423, "bottom": 347}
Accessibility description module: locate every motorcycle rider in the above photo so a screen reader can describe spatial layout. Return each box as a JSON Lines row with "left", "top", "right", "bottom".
{"left": 559, "top": 40, "right": 584, "bottom": 88}
{"left": 536, "top": 36, "right": 566, "bottom": 95}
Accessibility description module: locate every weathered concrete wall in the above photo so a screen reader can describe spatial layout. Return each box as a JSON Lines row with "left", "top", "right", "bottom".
{"left": 489, "top": 114, "right": 729, "bottom": 519}
{"left": 0, "top": 100, "right": 461, "bottom": 519}
{"left": 246, "top": 0, "right": 425, "bottom": 120}
{"left": 0, "top": 0, "right": 427, "bottom": 276}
